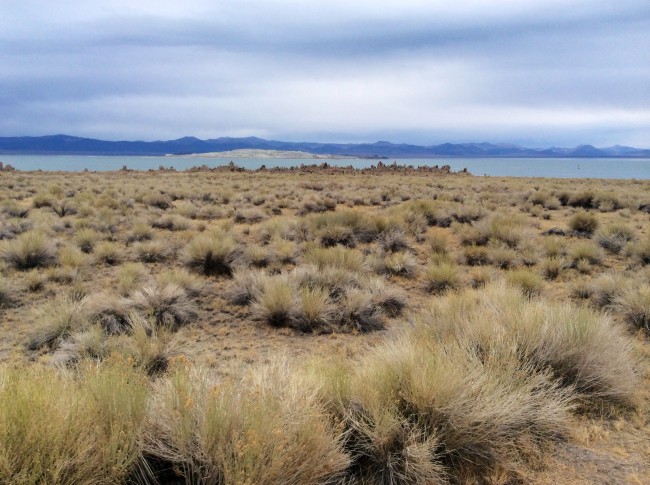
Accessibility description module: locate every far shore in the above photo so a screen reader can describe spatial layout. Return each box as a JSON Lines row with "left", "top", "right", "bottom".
{"left": 169, "top": 149, "right": 357, "bottom": 159}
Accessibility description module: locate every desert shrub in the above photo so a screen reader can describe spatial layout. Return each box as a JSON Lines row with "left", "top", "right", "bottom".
{"left": 595, "top": 192, "right": 623, "bottom": 212}
{"left": 596, "top": 224, "right": 634, "bottom": 254}
{"left": 298, "top": 195, "right": 337, "bottom": 215}
{"left": 251, "top": 276, "right": 297, "bottom": 327}
{"left": 568, "top": 210, "right": 599, "bottom": 235}
{"left": 144, "top": 193, "right": 173, "bottom": 210}
{"left": 317, "top": 224, "right": 356, "bottom": 248}
{"left": 397, "top": 199, "right": 452, "bottom": 227}
{"left": 227, "top": 268, "right": 269, "bottom": 305}
{"left": 0, "top": 219, "right": 33, "bottom": 240}
{"left": 270, "top": 238, "right": 298, "bottom": 264}
{"left": 126, "top": 222, "right": 155, "bottom": 243}
{"left": 1, "top": 231, "right": 57, "bottom": 270}
{"left": 613, "top": 285, "right": 650, "bottom": 332}
{"left": 151, "top": 214, "right": 192, "bottom": 231}
{"left": 542, "top": 236, "right": 566, "bottom": 257}
{"left": 625, "top": 234, "right": 650, "bottom": 266}
{"left": 94, "top": 241, "right": 123, "bottom": 265}
{"left": 181, "top": 232, "right": 240, "bottom": 276}
{"left": 414, "top": 284, "right": 640, "bottom": 408}
{"left": 244, "top": 244, "right": 272, "bottom": 267}
{"left": 27, "top": 298, "right": 88, "bottom": 350}
{"left": 378, "top": 227, "right": 410, "bottom": 252}
{"left": 463, "top": 245, "right": 490, "bottom": 266}
{"left": 588, "top": 273, "right": 633, "bottom": 309}
{"left": 303, "top": 245, "right": 365, "bottom": 272}
{"left": 424, "top": 262, "right": 461, "bottom": 294}
{"left": 505, "top": 269, "right": 544, "bottom": 297}
{"left": 567, "top": 190, "right": 595, "bottom": 209}
{"left": 452, "top": 203, "right": 484, "bottom": 223}
{"left": 468, "top": 267, "right": 492, "bottom": 288}
{"left": 157, "top": 268, "right": 204, "bottom": 297}
{"left": 117, "top": 262, "right": 149, "bottom": 296}
{"left": 135, "top": 240, "right": 174, "bottom": 263}
{"left": 131, "top": 283, "right": 197, "bottom": 330}
{"left": 233, "top": 207, "right": 268, "bottom": 224}
{"left": 365, "top": 278, "right": 407, "bottom": 318}
{"left": 51, "top": 199, "right": 78, "bottom": 217}
{"left": 337, "top": 287, "right": 385, "bottom": 332}
{"left": 0, "top": 362, "right": 147, "bottom": 484}
{"left": 0, "top": 276, "right": 14, "bottom": 308}
{"left": 75, "top": 228, "right": 100, "bottom": 253}
{"left": 488, "top": 242, "right": 519, "bottom": 269}
{"left": 370, "top": 251, "right": 419, "bottom": 278}
{"left": 292, "top": 287, "right": 336, "bottom": 332}
{"left": 32, "top": 192, "right": 53, "bottom": 208}
{"left": 1, "top": 201, "right": 30, "bottom": 218}
{"left": 143, "top": 363, "right": 349, "bottom": 484}
{"left": 539, "top": 256, "right": 565, "bottom": 280}
{"left": 319, "top": 317, "right": 573, "bottom": 481}
{"left": 85, "top": 293, "right": 136, "bottom": 335}
{"left": 568, "top": 241, "right": 604, "bottom": 267}
{"left": 24, "top": 268, "right": 47, "bottom": 292}
{"left": 428, "top": 229, "right": 449, "bottom": 255}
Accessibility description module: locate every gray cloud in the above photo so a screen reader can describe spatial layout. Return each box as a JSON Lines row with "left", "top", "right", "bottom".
{"left": 1, "top": 0, "right": 649, "bottom": 146}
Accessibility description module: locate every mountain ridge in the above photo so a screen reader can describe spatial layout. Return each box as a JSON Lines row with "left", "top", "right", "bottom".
{"left": 1, "top": 134, "right": 649, "bottom": 158}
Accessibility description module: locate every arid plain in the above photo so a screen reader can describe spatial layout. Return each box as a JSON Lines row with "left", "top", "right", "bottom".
{"left": 0, "top": 166, "right": 649, "bottom": 484}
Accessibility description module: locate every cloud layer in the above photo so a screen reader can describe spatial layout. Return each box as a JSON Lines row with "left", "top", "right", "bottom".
{"left": 2, "top": 0, "right": 649, "bottom": 146}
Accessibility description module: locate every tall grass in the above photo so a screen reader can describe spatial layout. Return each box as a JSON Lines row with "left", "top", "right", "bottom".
{"left": 0, "top": 361, "right": 148, "bottom": 485}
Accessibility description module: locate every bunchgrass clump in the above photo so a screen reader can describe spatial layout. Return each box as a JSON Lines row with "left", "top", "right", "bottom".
{"left": 568, "top": 210, "right": 599, "bottom": 235}
{"left": 504, "top": 269, "right": 544, "bottom": 297}
{"left": 614, "top": 285, "right": 650, "bottom": 332}
{"left": 1, "top": 231, "right": 57, "bottom": 270}
{"left": 423, "top": 262, "right": 461, "bottom": 294}
{"left": 0, "top": 361, "right": 148, "bottom": 484}
{"left": 181, "top": 232, "right": 240, "bottom": 276}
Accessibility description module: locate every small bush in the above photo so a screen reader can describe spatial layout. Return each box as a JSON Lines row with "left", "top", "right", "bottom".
{"left": 370, "top": 251, "right": 419, "bottom": 278}
{"left": 505, "top": 269, "right": 544, "bottom": 297}
{"left": 144, "top": 193, "right": 173, "bottom": 210}
{"left": 569, "top": 241, "right": 604, "bottom": 267}
{"left": 463, "top": 245, "right": 490, "bottom": 266}
{"left": 227, "top": 268, "right": 269, "bottom": 305}
{"left": 1, "top": 231, "right": 57, "bottom": 270}
{"left": 251, "top": 276, "right": 296, "bottom": 327}
{"left": 94, "top": 241, "right": 123, "bottom": 265}
{"left": 181, "top": 233, "right": 240, "bottom": 276}
{"left": 131, "top": 283, "right": 198, "bottom": 330}
{"left": 540, "top": 256, "right": 565, "bottom": 280}
{"left": 614, "top": 285, "right": 650, "bottom": 332}
{"left": 625, "top": 234, "right": 650, "bottom": 266}
{"left": 27, "top": 298, "right": 88, "bottom": 350}
{"left": 568, "top": 210, "right": 598, "bottom": 235}
{"left": 424, "top": 262, "right": 461, "bottom": 294}
{"left": 75, "top": 228, "right": 100, "bottom": 253}
{"left": 135, "top": 240, "right": 173, "bottom": 263}
{"left": 292, "top": 287, "right": 335, "bottom": 332}
{"left": 303, "top": 246, "right": 365, "bottom": 272}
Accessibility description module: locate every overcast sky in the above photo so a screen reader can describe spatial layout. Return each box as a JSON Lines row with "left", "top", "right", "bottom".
{"left": 1, "top": 0, "right": 649, "bottom": 146}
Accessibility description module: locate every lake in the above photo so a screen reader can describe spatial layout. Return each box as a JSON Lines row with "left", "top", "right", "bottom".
{"left": 0, "top": 155, "right": 648, "bottom": 179}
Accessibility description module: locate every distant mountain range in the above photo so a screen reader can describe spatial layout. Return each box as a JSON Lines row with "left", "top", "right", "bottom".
{"left": 1, "top": 134, "right": 649, "bottom": 158}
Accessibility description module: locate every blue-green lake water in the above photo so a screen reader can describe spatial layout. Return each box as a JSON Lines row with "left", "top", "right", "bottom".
{"left": 0, "top": 155, "right": 648, "bottom": 179}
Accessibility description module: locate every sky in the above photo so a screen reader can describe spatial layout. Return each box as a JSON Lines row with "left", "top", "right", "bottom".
{"left": 1, "top": 0, "right": 649, "bottom": 147}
